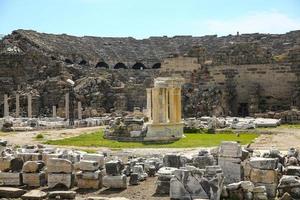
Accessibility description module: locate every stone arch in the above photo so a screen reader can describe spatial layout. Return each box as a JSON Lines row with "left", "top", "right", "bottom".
{"left": 132, "top": 62, "right": 146, "bottom": 70}
{"left": 114, "top": 62, "right": 127, "bottom": 69}
{"left": 95, "top": 61, "right": 109, "bottom": 68}
{"left": 152, "top": 63, "right": 161, "bottom": 69}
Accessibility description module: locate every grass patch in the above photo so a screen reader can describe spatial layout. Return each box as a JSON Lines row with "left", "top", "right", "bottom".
{"left": 35, "top": 133, "right": 44, "bottom": 140}
{"left": 45, "top": 130, "right": 258, "bottom": 148}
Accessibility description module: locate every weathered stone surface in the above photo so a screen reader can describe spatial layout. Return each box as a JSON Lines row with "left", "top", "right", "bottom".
{"left": 47, "top": 173, "right": 73, "bottom": 188}
{"left": 218, "top": 141, "right": 242, "bottom": 158}
{"left": 278, "top": 175, "right": 300, "bottom": 199}
{"left": 249, "top": 157, "right": 278, "bottom": 170}
{"left": 255, "top": 183, "right": 277, "bottom": 199}
{"left": 129, "top": 173, "right": 139, "bottom": 185}
{"left": 103, "top": 175, "right": 127, "bottom": 189}
{"left": 250, "top": 168, "right": 278, "bottom": 184}
{"left": 105, "top": 160, "right": 123, "bottom": 176}
{"left": 218, "top": 157, "right": 241, "bottom": 184}
{"left": 0, "top": 172, "right": 22, "bottom": 186}
{"left": 76, "top": 170, "right": 102, "bottom": 180}
{"left": 10, "top": 157, "right": 24, "bottom": 172}
{"left": 47, "top": 158, "right": 73, "bottom": 173}
{"left": 48, "top": 191, "right": 76, "bottom": 199}
{"left": 23, "top": 172, "right": 46, "bottom": 187}
{"left": 77, "top": 178, "right": 102, "bottom": 189}
{"left": 0, "top": 187, "right": 26, "bottom": 198}
{"left": 192, "top": 154, "right": 214, "bottom": 169}
{"left": 17, "top": 153, "right": 42, "bottom": 162}
{"left": 21, "top": 189, "right": 47, "bottom": 200}
{"left": 79, "top": 160, "right": 99, "bottom": 171}
{"left": 82, "top": 153, "right": 105, "bottom": 168}
{"left": 163, "top": 153, "right": 183, "bottom": 168}
{"left": 286, "top": 166, "right": 300, "bottom": 176}
{"left": 22, "top": 161, "right": 45, "bottom": 173}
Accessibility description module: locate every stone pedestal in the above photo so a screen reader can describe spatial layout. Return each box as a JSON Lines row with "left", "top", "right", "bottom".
{"left": 144, "top": 122, "right": 183, "bottom": 141}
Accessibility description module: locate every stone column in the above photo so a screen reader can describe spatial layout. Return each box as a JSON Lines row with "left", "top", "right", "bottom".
{"left": 146, "top": 88, "right": 152, "bottom": 121}
{"left": 65, "top": 93, "right": 69, "bottom": 119}
{"left": 78, "top": 101, "right": 82, "bottom": 120}
{"left": 159, "top": 88, "right": 167, "bottom": 123}
{"left": 168, "top": 88, "right": 176, "bottom": 123}
{"left": 165, "top": 88, "right": 169, "bottom": 122}
{"left": 52, "top": 106, "right": 57, "bottom": 118}
{"left": 27, "top": 94, "right": 32, "bottom": 118}
{"left": 174, "top": 88, "right": 182, "bottom": 123}
{"left": 15, "top": 93, "right": 20, "bottom": 118}
{"left": 3, "top": 94, "right": 9, "bottom": 117}
{"left": 151, "top": 88, "right": 160, "bottom": 124}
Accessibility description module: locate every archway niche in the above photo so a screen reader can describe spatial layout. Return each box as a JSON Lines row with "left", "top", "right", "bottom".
{"left": 152, "top": 63, "right": 161, "bottom": 69}
{"left": 114, "top": 62, "right": 127, "bottom": 69}
{"left": 95, "top": 61, "right": 109, "bottom": 68}
{"left": 132, "top": 62, "right": 146, "bottom": 70}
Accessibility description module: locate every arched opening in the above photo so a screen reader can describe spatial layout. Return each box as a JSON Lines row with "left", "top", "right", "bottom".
{"left": 132, "top": 62, "right": 146, "bottom": 70}
{"left": 65, "top": 59, "right": 74, "bottom": 64}
{"left": 152, "top": 63, "right": 161, "bottom": 69}
{"left": 95, "top": 61, "right": 109, "bottom": 68}
{"left": 79, "top": 59, "right": 88, "bottom": 65}
{"left": 114, "top": 62, "right": 127, "bottom": 69}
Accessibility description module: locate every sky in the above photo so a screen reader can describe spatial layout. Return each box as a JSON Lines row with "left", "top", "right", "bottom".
{"left": 0, "top": 0, "right": 300, "bottom": 38}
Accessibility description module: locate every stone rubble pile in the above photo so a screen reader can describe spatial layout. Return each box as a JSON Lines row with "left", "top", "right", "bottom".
{"left": 184, "top": 116, "right": 281, "bottom": 130}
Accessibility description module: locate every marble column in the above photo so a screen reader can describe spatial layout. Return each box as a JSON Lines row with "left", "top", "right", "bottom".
{"left": 52, "top": 106, "right": 57, "bottom": 118}
{"left": 15, "top": 93, "right": 20, "bottom": 118}
{"left": 165, "top": 88, "right": 169, "bottom": 122}
{"left": 159, "top": 88, "right": 167, "bottom": 123}
{"left": 3, "top": 94, "right": 9, "bottom": 117}
{"left": 27, "top": 94, "right": 32, "bottom": 118}
{"left": 146, "top": 88, "right": 152, "bottom": 121}
{"left": 65, "top": 93, "right": 69, "bottom": 119}
{"left": 174, "top": 88, "right": 182, "bottom": 123}
{"left": 78, "top": 101, "right": 82, "bottom": 120}
{"left": 151, "top": 88, "right": 160, "bottom": 124}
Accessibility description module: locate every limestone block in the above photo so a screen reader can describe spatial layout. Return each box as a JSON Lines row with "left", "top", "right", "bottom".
{"left": 42, "top": 153, "right": 62, "bottom": 164}
{"left": 218, "top": 157, "right": 242, "bottom": 184}
{"left": 250, "top": 168, "right": 278, "bottom": 184}
{"left": 129, "top": 173, "right": 139, "bottom": 185}
{"left": 192, "top": 154, "right": 214, "bottom": 169}
{"left": 77, "top": 178, "right": 102, "bottom": 189}
{"left": 0, "top": 157, "right": 11, "bottom": 172}
{"left": 163, "top": 153, "right": 183, "bottom": 168}
{"left": 47, "top": 158, "right": 73, "bottom": 173}
{"left": 76, "top": 170, "right": 103, "bottom": 180}
{"left": 132, "top": 165, "right": 147, "bottom": 180}
{"left": 48, "top": 173, "right": 73, "bottom": 188}
{"left": 21, "top": 189, "right": 47, "bottom": 200}
{"left": 79, "top": 160, "right": 100, "bottom": 171}
{"left": 278, "top": 175, "right": 300, "bottom": 199}
{"left": 23, "top": 172, "right": 46, "bottom": 187}
{"left": 103, "top": 175, "right": 127, "bottom": 189}
{"left": 0, "top": 172, "right": 22, "bottom": 186}
{"left": 22, "top": 161, "right": 45, "bottom": 173}
{"left": 218, "top": 141, "right": 242, "bottom": 158}
{"left": 48, "top": 191, "right": 76, "bottom": 199}
{"left": 0, "top": 187, "right": 26, "bottom": 198}
{"left": 249, "top": 157, "right": 278, "bottom": 170}
{"left": 105, "top": 160, "right": 123, "bottom": 176}
{"left": 82, "top": 153, "right": 105, "bottom": 168}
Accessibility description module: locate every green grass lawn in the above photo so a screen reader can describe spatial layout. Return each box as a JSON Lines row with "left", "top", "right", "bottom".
{"left": 45, "top": 130, "right": 259, "bottom": 148}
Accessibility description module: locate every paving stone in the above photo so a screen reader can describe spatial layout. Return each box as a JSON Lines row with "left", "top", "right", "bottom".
{"left": 21, "top": 189, "right": 47, "bottom": 200}
{"left": 0, "top": 187, "right": 26, "bottom": 198}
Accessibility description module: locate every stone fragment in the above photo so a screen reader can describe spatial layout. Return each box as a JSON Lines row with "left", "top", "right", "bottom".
{"left": 0, "top": 172, "right": 22, "bottom": 186}
{"left": 105, "top": 160, "right": 123, "bottom": 176}
{"left": 163, "top": 153, "right": 183, "bottom": 168}
{"left": 279, "top": 192, "right": 293, "bottom": 200}
{"left": 17, "top": 152, "right": 42, "bottom": 162}
{"left": 22, "top": 161, "right": 45, "bottom": 173}
{"left": 255, "top": 183, "right": 277, "bottom": 199}
{"left": 286, "top": 166, "right": 300, "bottom": 176}
{"left": 48, "top": 191, "right": 76, "bottom": 199}
{"left": 278, "top": 175, "right": 300, "bottom": 199}
{"left": 129, "top": 173, "right": 139, "bottom": 185}
{"left": 0, "top": 157, "right": 11, "bottom": 172}
{"left": 47, "top": 158, "right": 73, "bottom": 173}
{"left": 218, "top": 141, "right": 242, "bottom": 158}
{"left": 48, "top": 173, "right": 73, "bottom": 188}
{"left": 192, "top": 154, "right": 214, "bottom": 169}
{"left": 23, "top": 172, "right": 46, "bottom": 187}
{"left": 10, "top": 157, "right": 24, "bottom": 172}
{"left": 21, "top": 189, "right": 47, "bottom": 200}
{"left": 79, "top": 160, "right": 100, "bottom": 171}
{"left": 147, "top": 165, "right": 156, "bottom": 177}
{"left": 103, "top": 175, "right": 127, "bottom": 189}
{"left": 82, "top": 153, "right": 105, "bottom": 168}
{"left": 77, "top": 178, "right": 102, "bottom": 189}
{"left": 218, "top": 157, "right": 241, "bottom": 184}
{"left": 76, "top": 170, "right": 102, "bottom": 180}
{"left": 249, "top": 157, "right": 278, "bottom": 170}
{"left": 0, "top": 187, "right": 26, "bottom": 198}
